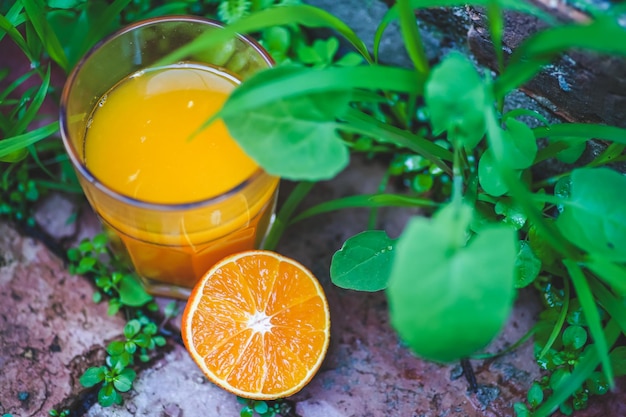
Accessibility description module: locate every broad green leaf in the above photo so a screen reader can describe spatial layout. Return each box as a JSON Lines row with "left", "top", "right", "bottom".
{"left": 478, "top": 150, "right": 507, "bottom": 196}
{"left": 514, "top": 241, "right": 541, "bottom": 288}
{"left": 501, "top": 119, "right": 537, "bottom": 169}
{"left": 556, "top": 168, "right": 626, "bottom": 262}
{"left": 79, "top": 366, "right": 106, "bottom": 387}
{"left": 387, "top": 203, "right": 516, "bottom": 363}
{"left": 331, "top": 230, "right": 397, "bottom": 292}
{"left": 224, "top": 86, "right": 350, "bottom": 180}
{"left": 118, "top": 275, "right": 153, "bottom": 307}
{"left": 425, "top": 52, "right": 486, "bottom": 150}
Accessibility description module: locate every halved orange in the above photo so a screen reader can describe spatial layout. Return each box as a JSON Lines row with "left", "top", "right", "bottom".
{"left": 181, "top": 250, "right": 330, "bottom": 399}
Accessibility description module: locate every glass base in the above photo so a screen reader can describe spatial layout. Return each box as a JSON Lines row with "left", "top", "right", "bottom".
{"left": 138, "top": 276, "right": 193, "bottom": 299}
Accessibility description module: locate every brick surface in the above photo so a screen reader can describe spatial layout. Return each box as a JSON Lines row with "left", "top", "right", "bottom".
{"left": 0, "top": 223, "right": 125, "bottom": 416}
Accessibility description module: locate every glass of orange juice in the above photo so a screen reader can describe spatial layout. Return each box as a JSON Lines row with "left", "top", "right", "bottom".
{"left": 60, "top": 16, "right": 279, "bottom": 299}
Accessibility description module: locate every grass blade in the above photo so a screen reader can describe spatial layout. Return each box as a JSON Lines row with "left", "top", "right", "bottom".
{"left": 533, "top": 123, "right": 626, "bottom": 143}
{"left": 0, "top": 121, "right": 59, "bottom": 160}
{"left": 262, "top": 181, "right": 315, "bottom": 251}
{"left": 21, "top": 0, "right": 70, "bottom": 72}
{"left": 10, "top": 65, "right": 50, "bottom": 136}
{"left": 78, "top": 0, "right": 131, "bottom": 66}
{"left": 588, "top": 278, "right": 626, "bottom": 336}
{"left": 0, "top": 12, "right": 33, "bottom": 62}
{"left": 564, "top": 259, "right": 614, "bottom": 388}
{"left": 396, "top": 0, "right": 429, "bottom": 76}
{"left": 155, "top": 4, "right": 372, "bottom": 67}
{"left": 531, "top": 320, "right": 620, "bottom": 417}
{"left": 584, "top": 255, "right": 626, "bottom": 296}
{"left": 291, "top": 193, "right": 438, "bottom": 224}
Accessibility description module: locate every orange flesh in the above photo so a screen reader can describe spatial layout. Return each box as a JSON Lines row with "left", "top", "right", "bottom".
{"left": 183, "top": 251, "right": 330, "bottom": 399}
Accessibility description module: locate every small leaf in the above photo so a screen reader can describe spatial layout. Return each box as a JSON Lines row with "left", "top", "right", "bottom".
{"left": 495, "top": 198, "right": 527, "bottom": 230}
{"left": 610, "top": 346, "right": 626, "bottom": 376}
{"left": 118, "top": 275, "right": 153, "bottom": 307}
{"left": 557, "top": 168, "right": 626, "bottom": 261}
{"left": 77, "top": 257, "right": 96, "bottom": 274}
{"left": 113, "top": 368, "right": 136, "bottom": 392}
{"left": 387, "top": 203, "right": 517, "bottom": 362}
{"left": 562, "top": 325, "right": 587, "bottom": 350}
{"left": 425, "top": 52, "right": 486, "bottom": 150}
{"left": 527, "top": 382, "right": 544, "bottom": 408}
{"left": 330, "top": 230, "right": 396, "bottom": 292}
{"left": 514, "top": 241, "right": 541, "bottom": 288}
{"left": 253, "top": 401, "right": 269, "bottom": 414}
{"left": 98, "top": 383, "right": 120, "bottom": 407}
{"left": 107, "top": 340, "right": 125, "bottom": 356}
{"left": 79, "top": 366, "right": 106, "bottom": 387}
{"left": 124, "top": 320, "right": 141, "bottom": 339}
{"left": 586, "top": 371, "right": 609, "bottom": 395}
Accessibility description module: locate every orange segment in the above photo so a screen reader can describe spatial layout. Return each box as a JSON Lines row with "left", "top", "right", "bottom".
{"left": 182, "top": 250, "right": 331, "bottom": 399}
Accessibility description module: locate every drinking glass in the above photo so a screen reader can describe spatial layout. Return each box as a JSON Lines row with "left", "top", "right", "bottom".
{"left": 60, "top": 16, "right": 279, "bottom": 299}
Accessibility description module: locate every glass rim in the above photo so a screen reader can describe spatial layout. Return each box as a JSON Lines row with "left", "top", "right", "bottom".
{"left": 59, "top": 15, "right": 275, "bottom": 212}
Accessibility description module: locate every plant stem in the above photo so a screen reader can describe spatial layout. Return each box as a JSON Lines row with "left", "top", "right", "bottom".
{"left": 262, "top": 181, "right": 315, "bottom": 251}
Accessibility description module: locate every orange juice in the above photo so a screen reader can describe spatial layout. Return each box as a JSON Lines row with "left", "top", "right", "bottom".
{"left": 83, "top": 63, "right": 278, "bottom": 292}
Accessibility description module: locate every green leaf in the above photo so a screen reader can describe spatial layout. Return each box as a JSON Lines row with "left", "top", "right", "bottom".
{"left": 565, "top": 260, "right": 614, "bottom": 388}
{"left": 478, "top": 150, "right": 513, "bottom": 197}
{"left": 527, "top": 382, "right": 544, "bottom": 408}
{"left": 0, "top": 122, "right": 59, "bottom": 162}
{"left": 548, "top": 136, "right": 587, "bottom": 164}
{"left": 425, "top": 52, "right": 486, "bottom": 149}
{"left": 223, "top": 69, "right": 350, "bottom": 180}
{"left": 155, "top": 4, "right": 372, "bottom": 67}
{"left": 123, "top": 320, "right": 141, "bottom": 339}
{"left": 107, "top": 340, "right": 125, "bottom": 356}
{"left": 22, "top": 0, "right": 69, "bottom": 71}
{"left": 514, "top": 241, "right": 541, "bottom": 288}
{"left": 610, "top": 346, "right": 626, "bottom": 377}
{"left": 556, "top": 168, "right": 626, "bottom": 262}
{"left": 79, "top": 366, "right": 106, "bottom": 387}
{"left": 387, "top": 203, "right": 517, "bottom": 363}
{"left": 500, "top": 119, "right": 537, "bottom": 170}
{"left": 562, "top": 325, "right": 587, "bottom": 350}
{"left": 118, "top": 275, "right": 152, "bottom": 307}
{"left": 113, "top": 368, "right": 136, "bottom": 392}
{"left": 397, "top": 0, "right": 429, "bottom": 75}
{"left": 330, "top": 230, "right": 396, "bottom": 292}
{"left": 495, "top": 198, "right": 527, "bottom": 230}
{"left": 98, "top": 383, "right": 120, "bottom": 407}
